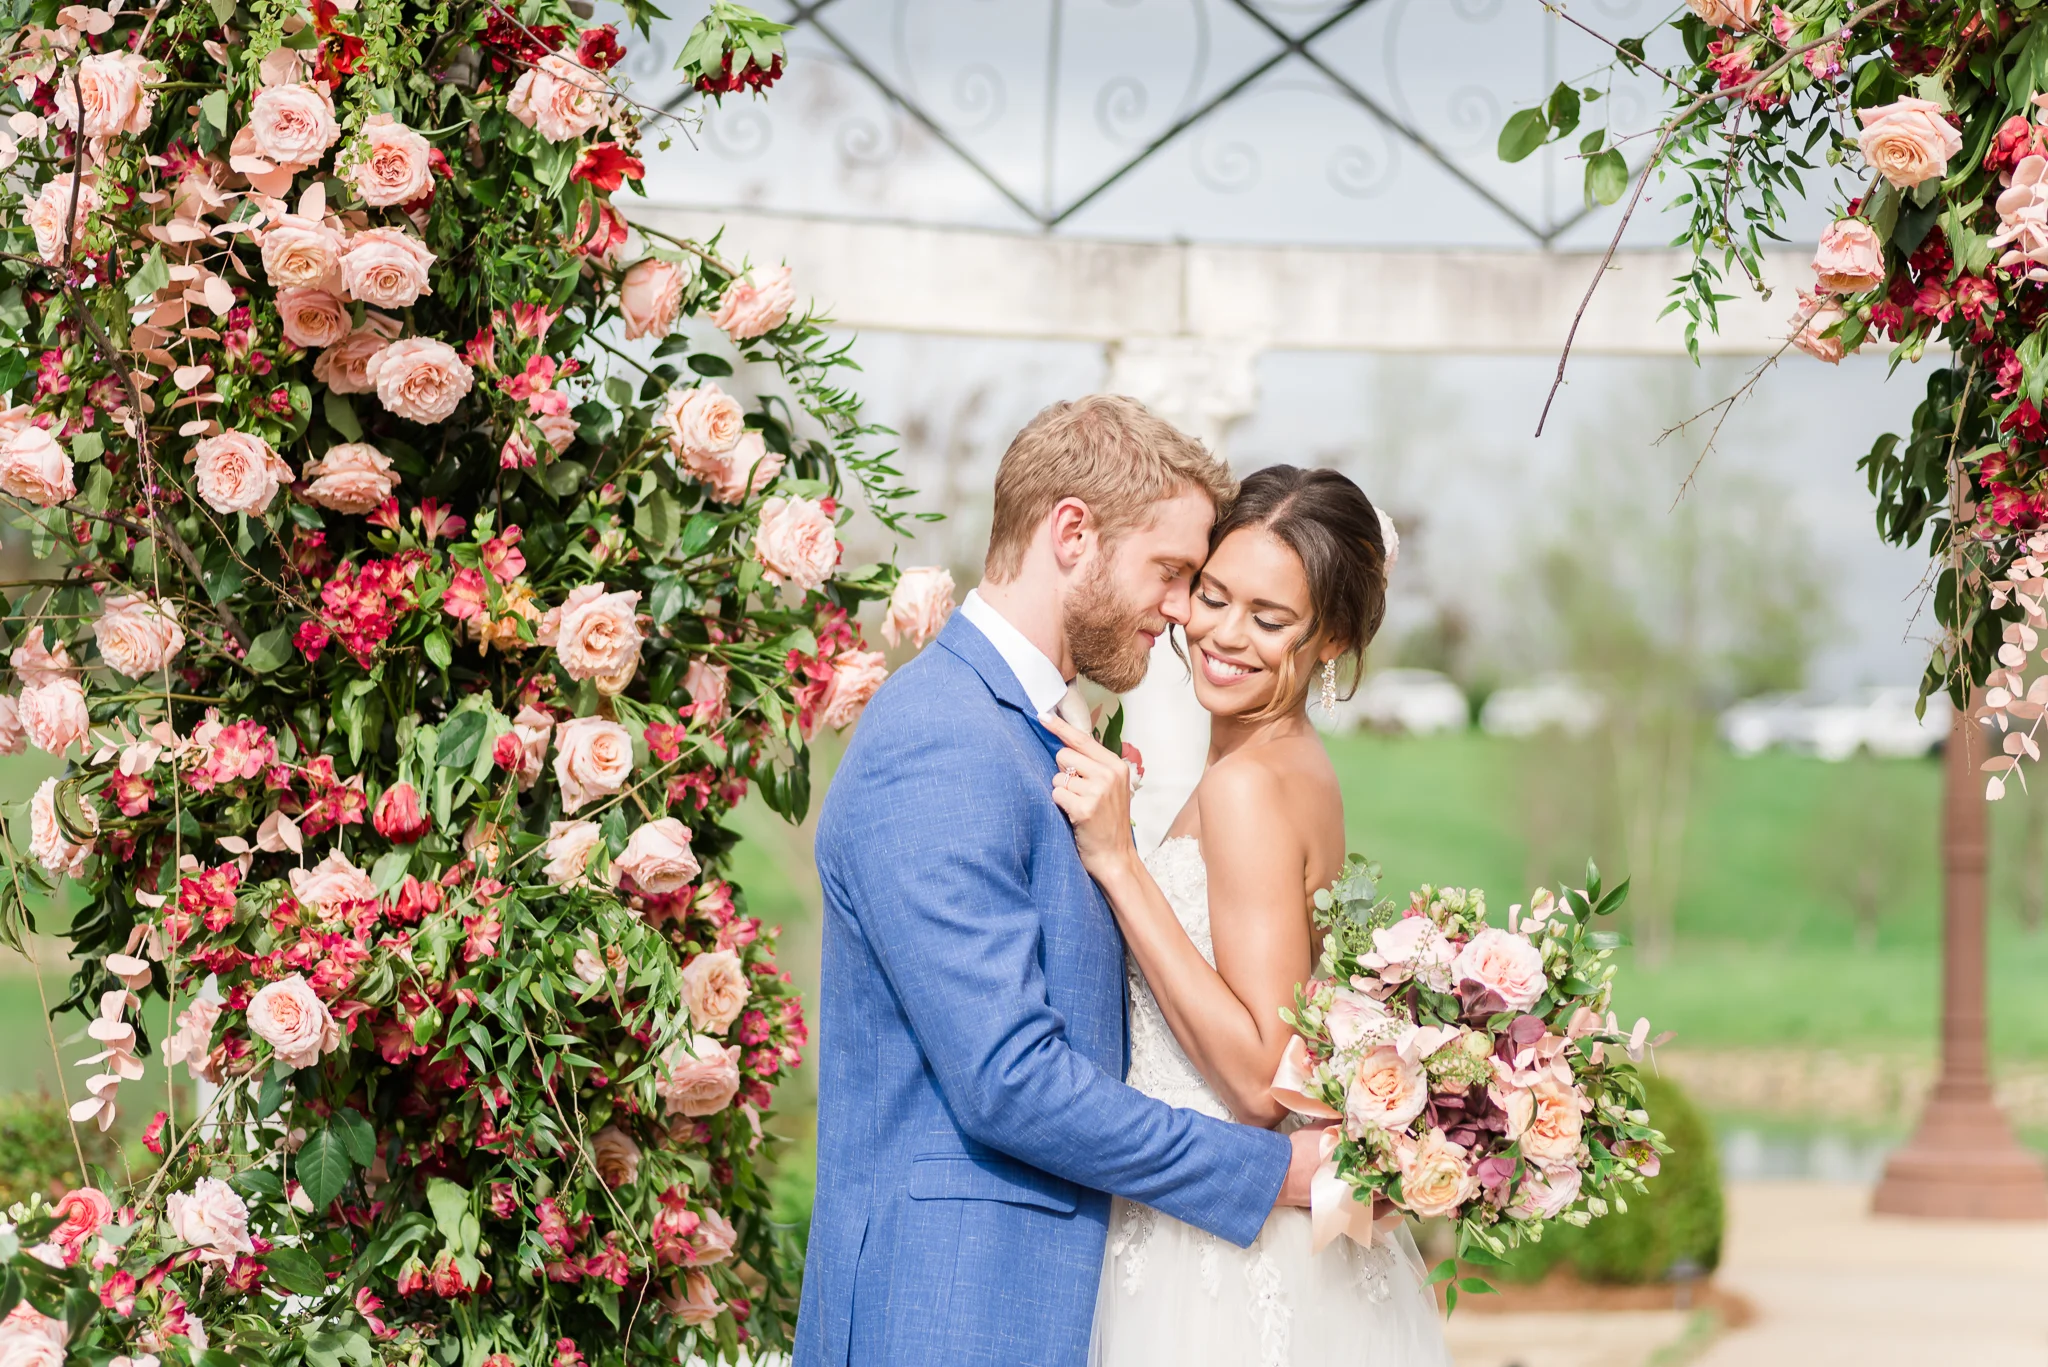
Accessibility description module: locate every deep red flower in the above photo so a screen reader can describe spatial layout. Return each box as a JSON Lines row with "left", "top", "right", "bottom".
{"left": 577, "top": 25, "right": 625, "bottom": 70}
{"left": 571, "top": 142, "right": 644, "bottom": 193}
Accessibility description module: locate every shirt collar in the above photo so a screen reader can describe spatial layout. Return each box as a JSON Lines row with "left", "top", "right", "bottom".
{"left": 958, "top": 588, "right": 1070, "bottom": 717}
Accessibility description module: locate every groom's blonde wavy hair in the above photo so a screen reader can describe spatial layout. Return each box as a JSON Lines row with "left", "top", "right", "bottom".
{"left": 983, "top": 395, "right": 1235, "bottom": 582}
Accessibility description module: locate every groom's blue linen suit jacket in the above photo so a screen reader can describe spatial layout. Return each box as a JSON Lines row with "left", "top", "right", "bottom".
{"left": 793, "top": 611, "right": 1292, "bottom": 1367}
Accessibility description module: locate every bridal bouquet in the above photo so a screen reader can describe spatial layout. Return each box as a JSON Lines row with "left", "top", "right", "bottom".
{"left": 1271, "top": 858, "right": 1668, "bottom": 1309}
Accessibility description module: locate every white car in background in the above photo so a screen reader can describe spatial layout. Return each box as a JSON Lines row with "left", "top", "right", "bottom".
{"left": 1719, "top": 687, "right": 1950, "bottom": 760}
{"left": 1479, "top": 676, "right": 1606, "bottom": 739}
{"left": 1328, "top": 669, "right": 1469, "bottom": 735}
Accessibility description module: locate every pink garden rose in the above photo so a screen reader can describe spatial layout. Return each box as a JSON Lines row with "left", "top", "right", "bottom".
{"left": 709, "top": 264, "right": 795, "bottom": 341}
{"left": 751, "top": 495, "right": 840, "bottom": 592}
{"left": 10, "top": 634, "right": 72, "bottom": 688}
{"left": 1812, "top": 218, "right": 1885, "bottom": 295}
{"left": 657, "top": 1034, "right": 741, "bottom": 1117}
{"left": 816, "top": 648, "right": 887, "bottom": 732}
{"left": 340, "top": 228, "right": 436, "bottom": 309}
{"left": 246, "top": 973, "right": 341, "bottom": 1069}
{"left": 312, "top": 314, "right": 400, "bottom": 394}
{"left": 30, "top": 174, "right": 99, "bottom": 264}
{"left": 277, "top": 286, "right": 351, "bottom": 349}
{"left": 302, "top": 442, "right": 400, "bottom": 514}
{"left": 52, "top": 1185, "right": 114, "bottom": 1250}
{"left": 366, "top": 336, "right": 474, "bottom": 424}
{"left": 543, "top": 819, "right": 605, "bottom": 886}
{"left": 373, "top": 780, "right": 430, "bottom": 843}
{"left": 1362, "top": 914, "right": 1455, "bottom": 991}
{"left": 1324, "top": 987, "right": 1395, "bottom": 1053}
{"left": 1683, "top": 0, "right": 1757, "bottom": 27}
{"left": 881, "top": 567, "right": 956, "bottom": 648}
{"left": 193, "top": 431, "right": 294, "bottom": 514}
{"left": 1394, "top": 1129, "right": 1479, "bottom": 1220}
{"left": 1520, "top": 1078, "right": 1586, "bottom": 1167}
{"left": 663, "top": 1271, "right": 723, "bottom": 1325}
{"left": 1790, "top": 290, "right": 1848, "bottom": 364}
{"left": 508, "top": 705, "right": 553, "bottom": 789}
{"left": 29, "top": 775, "right": 95, "bottom": 876}
{"left": 553, "top": 715, "right": 634, "bottom": 812}
{"left": 0, "top": 696, "right": 24, "bottom": 756}
{"left": 166, "top": 1176, "right": 254, "bottom": 1262}
{"left": 620, "top": 257, "right": 685, "bottom": 339}
{"left": 684, "top": 430, "right": 784, "bottom": 505}
{"left": 1993, "top": 156, "right": 2048, "bottom": 282}
{"left": 681, "top": 948, "right": 749, "bottom": 1035}
{"left": 259, "top": 212, "right": 345, "bottom": 291}
{"left": 546, "top": 584, "right": 643, "bottom": 681}
{"left": 53, "top": 52, "right": 155, "bottom": 140}
{"left": 591, "top": 1125, "right": 641, "bottom": 1187}
{"left": 94, "top": 593, "right": 185, "bottom": 678}
{"left": 1342, "top": 1045, "right": 1428, "bottom": 1134}
{"left": 288, "top": 850, "right": 378, "bottom": 912}
{"left": 617, "top": 818, "right": 701, "bottom": 895}
{"left": 536, "top": 411, "right": 579, "bottom": 456}
{"left": 247, "top": 82, "right": 340, "bottom": 171}
{"left": 662, "top": 382, "right": 745, "bottom": 459}
{"left": 1856, "top": 97, "right": 1963, "bottom": 189}
{"left": 20, "top": 680, "right": 89, "bottom": 756}
{"left": 1450, "top": 927, "right": 1548, "bottom": 1012}
{"left": 508, "top": 52, "right": 609, "bottom": 143}
{"left": 1508, "top": 1161, "right": 1581, "bottom": 1220}
{"left": 347, "top": 113, "right": 433, "bottom": 207}
{"left": 0, "top": 424, "right": 76, "bottom": 507}
{"left": 684, "top": 659, "right": 729, "bottom": 725}
{"left": 0, "top": 1303, "right": 67, "bottom": 1367}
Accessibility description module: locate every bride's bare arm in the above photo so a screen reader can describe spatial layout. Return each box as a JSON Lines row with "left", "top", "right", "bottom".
{"left": 1046, "top": 719, "right": 1310, "bottom": 1128}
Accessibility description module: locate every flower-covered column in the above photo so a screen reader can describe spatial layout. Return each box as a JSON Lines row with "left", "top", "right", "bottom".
{"left": 1102, "top": 337, "right": 1261, "bottom": 849}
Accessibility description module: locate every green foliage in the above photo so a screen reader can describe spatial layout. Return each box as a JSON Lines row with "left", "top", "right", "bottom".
{"left": 0, "top": 1093, "right": 116, "bottom": 1210}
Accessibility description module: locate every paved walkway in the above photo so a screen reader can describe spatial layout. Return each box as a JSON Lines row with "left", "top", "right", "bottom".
{"left": 1446, "top": 1181, "right": 2048, "bottom": 1367}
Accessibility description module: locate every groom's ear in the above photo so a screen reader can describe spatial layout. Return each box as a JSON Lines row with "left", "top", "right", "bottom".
{"left": 1047, "top": 497, "right": 1095, "bottom": 571}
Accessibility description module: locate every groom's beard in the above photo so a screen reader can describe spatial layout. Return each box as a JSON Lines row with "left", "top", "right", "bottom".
{"left": 1066, "top": 557, "right": 1165, "bottom": 694}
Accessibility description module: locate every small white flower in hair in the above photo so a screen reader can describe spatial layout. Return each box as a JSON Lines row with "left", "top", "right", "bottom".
{"left": 1377, "top": 508, "right": 1400, "bottom": 570}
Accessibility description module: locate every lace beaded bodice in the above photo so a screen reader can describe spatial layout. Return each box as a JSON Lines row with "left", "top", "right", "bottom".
{"left": 1124, "top": 836, "right": 1233, "bottom": 1120}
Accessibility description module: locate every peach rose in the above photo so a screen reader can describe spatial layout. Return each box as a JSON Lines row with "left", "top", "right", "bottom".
{"left": 31, "top": 174, "right": 100, "bottom": 263}
{"left": 94, "top": 593, "right": 185, "bottom": 678}
{"left": 288, "top": 850, "right": 378, "bottom": 912}
{"left": 657, "top": 1034, "right": 741, "bottom": 1117}
{"left": 550, "top": 584, "right": 643, "bottom": 681}
{"left": 620, "top": 257, "right": 685, "bottom": 340}
{"left": 259, "top": 212, "right": 345, "bottom": 291}
{"left": 1856, "top": 96, "right": 1963, "bottom": 189}
{"left": 53, "top": 51, "right": 155, "bottom": 139}
{"left": 20, "top": 680, "right": 89, "bottom": 756}
{"left": 681, "top": 949, "right": 749, "bottom": 1035}
{"left": 543, "top": 819, "right": 605, "bottom": 886}
{"left": 816, "top": 648, "right": 887, "bottom": 733}
{"left": 591, "top": 1125, "right": 641, "bottom": 1187}
{"left": 685, "top": 430, "right": 784, "bottom": 505}
{"left": 573, "top": 947, "right": 607, "bottom": 984}
{"left": 1451, "top": 927, "right": 1548, "bottom": 1012}
{"left": 1394, "top": 1128, "right": 1478, "bottom": 1220}
{"left": 691, "top": 1207, "right": 737, "bottom": 1264}
{"left": 508, "top": 52, "right": 609, "bottom": 143}
{"left": 0, "top": 425, "right": 76, "bottom": 507}
{"left": 1492, "top": 1081, "right": 1535, "bottom": 1141}
{"left": 0, "top": 1303, "right": 67, "bottom": 1367}
{"left": 1342, "top": 1045, "right": 1428, "bottom": 1134}
{"left": 166, "top": 1176, "right": 254, "bottom": 1262}
{"left": 1520, "top": 1078, "right": 1585, "bottom": 1167}
{"left": 366, "top": 336, "right": 474, "bottom": 424}
{"left": 1324, "top": 987, "right": 1395, "bottom": 1053}
{"left": 1362, "top": 914, "right": 1455, "bottom": 991}
{"left": 193, "top": 431, "right": 294, "bottom": 514}
{"left": 537, "top": 411, "right": 579, "bottom": 456}
{"left": 617, "top": 818, "right": 701, "bottom": 895}
{"left": 13, "top": 635, "right": 74, "bottom": 689}
{"left": 1812, "top": 218, "right": 1885, "bottom": 295}
{"left": 1993, "top": 157, "right": 2048, "bottom": 282}
{"left": 302, "top": 442, "right": 400, "bottom": 514}
{"left": 277, "top": 286, "right": 351, "bottom": 349}
{"left": 348, "top": 113, "right": 433, "bottom": 207}
{"left": 508, "top": 705, "right": 553, "bottom": 790}
{"left": 0, "top": 696, "right": 23, "bottom": 756}
{"left": 662, "top": 1271, "right": 723, "bottom": 1325}
{"left": 247, "top": 82, "right": 340, "bottom": 170}
{"left": 312, "top": 314, "right": 400, "bottom": 395}
{"left": 882, "top": 567, "right": 956, "bottom": 649}
{"left": 684, "top": 659, "right": 729, "bottom": 725}
{"left": 710, "top": 264, "right": 795, "bottom": 341}
{"left": 340, "top": 228, "right": 435, "bottom": 309}
{"left": 752, "top": 496, "right": 840, "bottom": 593}
{"left": 553, "top": 715, "right": 634, "bottom": 813}
{"left": 1683, "top": 0, "right": 1757, "bottom": 27}
{"left": 29, "top": 776, "right": 94, "bottom": 876}
{"left": 662, "top": 382, "right": 745, "bottom": 458}
{"left": 162, "top": 998, "right": 222, "bottom": 1082}
{"left": 247, "top": 973, "right": 340, "bottom": 1070}
{"left": 1509, "top": 1162, "right": 1581, "bottom": 1220}
{"left": 1790, "top": 290, "right": 1848, "bottom": 364}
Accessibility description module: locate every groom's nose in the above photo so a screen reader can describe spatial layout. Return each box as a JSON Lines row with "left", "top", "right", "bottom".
{"left": 1159, "top": 577, "right": 1192, "bottom": 625}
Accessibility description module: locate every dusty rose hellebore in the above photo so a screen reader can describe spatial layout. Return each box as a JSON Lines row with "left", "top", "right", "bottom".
{"left": 373, "top": 781, "right": 430, "bottom": 843}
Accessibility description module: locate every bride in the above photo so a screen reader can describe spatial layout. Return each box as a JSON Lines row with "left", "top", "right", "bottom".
{"left": 1044, "top": 464, "right": 1451, "bottom": 1367}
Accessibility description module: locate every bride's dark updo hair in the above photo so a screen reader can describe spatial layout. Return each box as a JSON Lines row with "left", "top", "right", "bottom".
{"left": 1207, "top": 463, "right": 1389, "bottom": 717}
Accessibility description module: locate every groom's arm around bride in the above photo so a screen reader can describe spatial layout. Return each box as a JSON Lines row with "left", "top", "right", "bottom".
{"left": 793, "top": 398, "right": 1317, "bottom": 1367}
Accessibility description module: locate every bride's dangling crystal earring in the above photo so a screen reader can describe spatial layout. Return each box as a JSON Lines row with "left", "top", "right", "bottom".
{"left": 1320, "top": 660, "right": 1338, "bottom": 718}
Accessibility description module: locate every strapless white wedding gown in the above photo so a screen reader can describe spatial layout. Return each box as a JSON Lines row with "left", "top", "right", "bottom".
{"left": 1090, "top": 838, "right": 1452, "bottom": 1367}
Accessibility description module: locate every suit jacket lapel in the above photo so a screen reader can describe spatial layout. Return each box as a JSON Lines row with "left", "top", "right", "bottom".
{"left": 935, "top": 613, "right": 1066, "bottom": 762}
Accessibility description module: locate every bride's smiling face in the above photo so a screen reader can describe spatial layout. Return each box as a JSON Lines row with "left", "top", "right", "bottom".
{"left": 1186, "top": 527, "right": 1322, "bottom": 718}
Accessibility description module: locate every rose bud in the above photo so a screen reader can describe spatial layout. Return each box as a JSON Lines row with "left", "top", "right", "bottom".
{"left": 373, "top": 781, "right": 430, "bottom": 843}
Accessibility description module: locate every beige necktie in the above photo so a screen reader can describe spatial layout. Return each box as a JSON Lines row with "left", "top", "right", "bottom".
{"left": 1052, "top": 683, "right": 1094, "bottom": 736}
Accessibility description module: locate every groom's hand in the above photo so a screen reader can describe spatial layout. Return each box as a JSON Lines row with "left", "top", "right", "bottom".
{"left": 1275, "top": 1127, "right": 1328, "bottom": 1209}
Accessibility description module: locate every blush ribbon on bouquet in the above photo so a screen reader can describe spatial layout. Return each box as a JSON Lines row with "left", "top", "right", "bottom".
{"left": 1271, "top": 1036, "right": 1403, "bottom": 1253}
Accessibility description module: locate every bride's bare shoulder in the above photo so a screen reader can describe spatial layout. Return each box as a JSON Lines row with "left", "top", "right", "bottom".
{"left": 1194, "top": 735, "right": 1341, "bottom": 833}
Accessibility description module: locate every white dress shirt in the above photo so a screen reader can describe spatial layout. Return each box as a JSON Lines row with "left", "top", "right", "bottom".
{"left": 958, "top": 588, "right": 1074, "bottom": 722}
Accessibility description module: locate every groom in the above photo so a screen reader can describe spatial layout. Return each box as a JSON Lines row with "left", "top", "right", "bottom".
{"left": 794, "top": 396, "right": 1323, "bottom": 1367}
